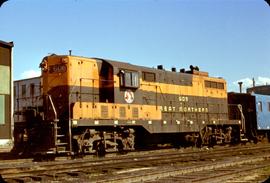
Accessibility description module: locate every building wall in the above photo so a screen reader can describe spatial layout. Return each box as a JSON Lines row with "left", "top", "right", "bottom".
{"left": 14, "top": 76, "right": 42, "bottom": 123}
{"left": 0, "top": 40, "right": 13, "bottom": 139}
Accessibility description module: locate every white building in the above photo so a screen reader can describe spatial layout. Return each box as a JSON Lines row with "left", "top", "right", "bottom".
{"left": 14, "top": 76, "right": 42, "bottom": 123}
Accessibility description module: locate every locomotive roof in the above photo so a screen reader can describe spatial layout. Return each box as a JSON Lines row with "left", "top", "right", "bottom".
{"left": 98, "top": 58, "right": 212, "bottom": 78}
{"left": 46, "top": 55, "right": 224, "bottom": 80}
{"left": 95, "top": 57, "right": 155, "bottom": 72}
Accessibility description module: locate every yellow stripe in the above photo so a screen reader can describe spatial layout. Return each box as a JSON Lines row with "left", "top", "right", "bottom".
{"left": 73, "top": 102, "right": 162, "bottom": 120}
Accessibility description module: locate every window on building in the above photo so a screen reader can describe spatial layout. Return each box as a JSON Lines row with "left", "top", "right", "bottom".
{"left": 22, "top": 107, "right": 26, "bottom": 121}
{"left": 30, "top": 83, "right": 35, "bottom": 97}
{"left": 39, "top": 82, "right": 42, "bottom": 94}
{"left": 21, "top": 84, "right": 26, "bottom": 97}
{"left": 119, "top": 70, "right": 139, "bottom": 88}
{"left": 14, "top": 86, "right": 16, "bottom": 98}
{"left": 0, "top": 95, "right": 5, "bottom": 124}
{"left": 258, "top": 101, "right": 263, "bottom": 112}
{"left": 0, "top": 65, "right": 10, "bottom": 95}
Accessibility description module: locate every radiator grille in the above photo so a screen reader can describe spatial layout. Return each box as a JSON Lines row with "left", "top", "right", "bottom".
{"left": 101, "top": 105, "right": 108, "bottom": 118}
{"left": 119, "top": 107, "right": 126, "bottom": 118}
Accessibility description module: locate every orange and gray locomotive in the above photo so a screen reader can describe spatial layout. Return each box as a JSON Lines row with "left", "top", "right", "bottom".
{"left": 14, "top": 54, "right": 243, "bottom": 156}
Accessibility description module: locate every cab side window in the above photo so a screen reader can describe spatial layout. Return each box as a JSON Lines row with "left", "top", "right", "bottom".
{"left": 120, "top": 70, "right": 139, "bottom": 88}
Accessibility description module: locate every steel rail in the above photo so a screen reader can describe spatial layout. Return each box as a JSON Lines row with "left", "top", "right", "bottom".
{"left": 1, "top": 144, "right": 270, "bottom": 182}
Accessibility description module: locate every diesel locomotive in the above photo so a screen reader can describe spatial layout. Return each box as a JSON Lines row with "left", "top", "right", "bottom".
{"left": 14, "top": 54, "right": 244, "bottom": 156}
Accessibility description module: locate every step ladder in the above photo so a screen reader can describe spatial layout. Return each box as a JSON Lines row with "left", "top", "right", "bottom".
{"left": 240, "top": 132, "right": 248, "bottom": 142}
{"left": 53, "top": 119, "right": 70, "bottom": 154}
{"left": 47, "top": 95, "right": 71, "bottom": 155}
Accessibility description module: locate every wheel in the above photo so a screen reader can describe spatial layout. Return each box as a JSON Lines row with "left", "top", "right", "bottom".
{"left": 196, "top": 135, "right": 202, "bottom": 148}
{"left": 117, "top": 140, "right": 126, "bottom": 154}
{"left": 96, "top": 140, "right": 106, "bottom": 157}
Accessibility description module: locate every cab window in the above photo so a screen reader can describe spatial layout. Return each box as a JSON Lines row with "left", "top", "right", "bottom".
{"left": 120, "top": 70, "right": 139, "bottom": 88}
{"left": 142, "top": 72, "right": 155, "bottom": 82}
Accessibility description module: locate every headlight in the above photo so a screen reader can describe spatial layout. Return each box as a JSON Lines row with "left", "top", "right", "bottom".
{"left": 72, "top": 120, "right": 78, "bottom": 126}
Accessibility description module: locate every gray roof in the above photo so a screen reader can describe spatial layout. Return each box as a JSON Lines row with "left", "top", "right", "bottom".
{"left": 0, "top": 40, "right": 14, "bottom": 48}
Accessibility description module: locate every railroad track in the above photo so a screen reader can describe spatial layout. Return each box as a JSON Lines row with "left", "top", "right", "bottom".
{"left": 97, "top": 155, "right": 270, "bottom": 183}
{"left": 91, "top": 144, "right": 270, "bottom": 182}
{"left": 1, "top": 143, "right": 270, "bottom": 182}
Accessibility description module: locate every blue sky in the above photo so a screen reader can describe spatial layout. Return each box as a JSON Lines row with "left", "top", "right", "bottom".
{"left": 1, "top": 0, "right": 270, "bottom": 92}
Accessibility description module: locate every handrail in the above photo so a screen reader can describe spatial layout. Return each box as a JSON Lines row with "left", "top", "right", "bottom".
{"left": 228, "top": 103, "right": 246, "bottom": 133}
{"left": 48, "top": 95, "right": 58, "bottom": 120}
{"left": 237, "top": 104, "right": 246, "bottom": 133}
